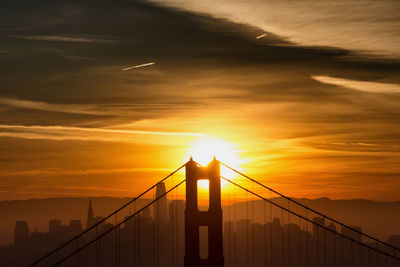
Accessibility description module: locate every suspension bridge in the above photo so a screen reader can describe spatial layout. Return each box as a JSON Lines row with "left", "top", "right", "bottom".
{"left": 29, "top": 157, "right": 400, "bottom": 267}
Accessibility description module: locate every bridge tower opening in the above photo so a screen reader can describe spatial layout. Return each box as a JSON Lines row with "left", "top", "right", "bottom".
{"left": 184, "top": 157, "right": 224, "bottom": 267}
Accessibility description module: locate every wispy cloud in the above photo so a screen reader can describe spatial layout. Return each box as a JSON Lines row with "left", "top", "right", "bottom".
{"left": 0, "top": 167, "right": 171, "bottom": 176}
{"left": 152, "top": 0, "right": 400, "bottom": 58}
{"left": 0, "top": 97, "right": 112, "bottom": 116}
{"left": 312, "top": 75, "right": 400, "bottom": 93}
{"left": 0, "top": 124, "right": 204, "bottom": 142}
{"left": 0, "top": 190, "right": 92, "bottom": 196}
{"left": 51, "top": 185, "right": 137, "bottom": 193}
{"left": 0, "top": 97, "right": 197, "bottom": 116}
{"left": 8, "top": 35, "right": 117, "bottom": 43}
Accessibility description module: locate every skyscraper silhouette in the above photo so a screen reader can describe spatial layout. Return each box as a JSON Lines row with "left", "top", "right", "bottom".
{"left": 155, "top": 182, "right": 168, "bottom": 225}
{"left": 14, "top": 220, "right": 29, "bottom": 246}
{"left": 49, "top": 219, "right": 62, "bottom": 234}
{"left": 155, "top": 182, "right": 170, "bottom": 267}
{"left": 87, "top": 198, "right": 94, "bottom": 229}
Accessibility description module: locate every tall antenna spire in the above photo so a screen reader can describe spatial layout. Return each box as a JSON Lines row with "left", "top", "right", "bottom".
{"left": 86, "top": 198, "right": 94, "bottom": 229}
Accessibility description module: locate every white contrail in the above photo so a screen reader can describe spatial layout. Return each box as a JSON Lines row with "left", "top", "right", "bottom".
{"left": 256, "top": 33, "right": 268, "bottom": 39}
{"left": 0, "top": 124, "right": 205, "bottom": 137}
{"left": 122, "top": 62, "right": 155, "bottom": 71}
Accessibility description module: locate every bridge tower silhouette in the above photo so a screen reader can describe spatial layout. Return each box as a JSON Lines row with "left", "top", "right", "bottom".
{"left": 184, "top": 157, "right": 224, "bottom": 267}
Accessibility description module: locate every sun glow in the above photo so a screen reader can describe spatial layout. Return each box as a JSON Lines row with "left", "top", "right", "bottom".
{"left": 185, "top": 137, "right": 244, "bottom": 188}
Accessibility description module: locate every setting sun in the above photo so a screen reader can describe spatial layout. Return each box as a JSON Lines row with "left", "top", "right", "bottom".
{"left": 185, "top": 137, "right": 245, "bottom": 188}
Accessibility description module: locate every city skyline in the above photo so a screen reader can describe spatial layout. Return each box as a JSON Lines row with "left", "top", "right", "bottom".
{"left": 3, "top": 183, "right": 400, "bottom": 266}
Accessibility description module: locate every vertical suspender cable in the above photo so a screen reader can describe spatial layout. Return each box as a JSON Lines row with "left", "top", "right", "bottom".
{"left": 170, "top": 188, "right": 173, "bottom": 267}
{"left": 115, "top": 215, "right": 118, "bottom": 267}
{"left": 246, "top": 190, "right": 249, "bottom": 267}
{"left": 75, "top": 238, "right": 79, "bottom": 267}
{"left": 134, "top": 201, "right": 137, "bottom": 267}
{"left": 369, "top": 248, "right": 372, "bottom": 267}
{"left": 138, "top": 213, "right": 140, "bottom": 267}
{"left": 306, "top": 209, "right": 309, "bottom": 267}
{"left": 269, "top": 190, "right": 273, "bottom": 267}
{"left": 341, "top": 230, "right": 344, "bottom": 267}
{"left": 299, "top": 216, "right": 302, "bottom": 267}
{"left": 376, "top": 242, "right": 379, "bottom": 267}
{"left": 288, "top": 200, "right": 291, "bottom": 267}
{"left": 227, "top": 182, "right": 229, "bottom": 265}
{"left": 96, "top": 226, "right": 99, "bottom": 267}
{"left": 282, "top": 208, "right": 284, "bottom": 267}
{"left": 385, "top": 252, "right": 388, "bottom": 267}
{"left": 264, "top": 200, "right": 267, "bottom": 267}
{"left": 173, "top": 184, "right": 177, "bottom": 267}
{"left": 324, "top": 222, "right": 327, "bottom": 267}
{"left": 317, "top": 224, "right": 320, "bottom": 267}
{"left": 118, "top": 226, "right": 121, "bottom": 267}
{"left": 55, "top": 247, "right": 58, "bottom": 266}
{"left": 252, "top": 182, "right": 255, "bottom": 267}
{"left": 173, "top": 177, "right": 176, "bottom": 267}
{"left": 153, "top": 188, "right": 156, "bottom": 267}
{"left": 234, "top": 184, "right": 237, "bottom": 267}
{"left": 174, "top": 176, "right": 177, "bottom": 267}
{"left": 229, "top": 182, "right": 233, "bottom": 266}
{"left": 334, "top": 226, "right": 337, "bottom": 267}
{"left": 99, "top": 238, "right": 102, "bottom": 267}
{"left": 368, "top": 248, "right": 371, "bottom": 267}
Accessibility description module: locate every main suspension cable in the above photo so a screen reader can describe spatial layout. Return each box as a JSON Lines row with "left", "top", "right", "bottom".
{"left": 219, "top": 161, "right": 400, "bottom": 253}
{"left": 221, "top": 176, "right": 400, "bottom": 261}
{"left": 30, "top": 163, "right": 186, "bottom": 267}
{"left": 52, "top": 179, "right": 186, "bottom": 266}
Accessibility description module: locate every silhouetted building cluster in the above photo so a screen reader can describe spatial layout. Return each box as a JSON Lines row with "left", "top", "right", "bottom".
{"left": 1, "top": 185, "right": 399, "bottom": 267}
{"left": 0, "top": 184, "right": 185, "bottom": 266}
{"left": 2, "top": 215, "right": 83, "bottom": 266}
{"left": 223, "top": 217, "right": 370, "bottom": 267}
{"left": 14, "top": 218, "right": 83, "bottom": 248}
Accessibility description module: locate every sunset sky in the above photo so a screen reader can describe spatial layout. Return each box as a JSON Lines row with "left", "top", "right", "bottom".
{"left": 1, "top": 0, "right": 399, "bottom": 201}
